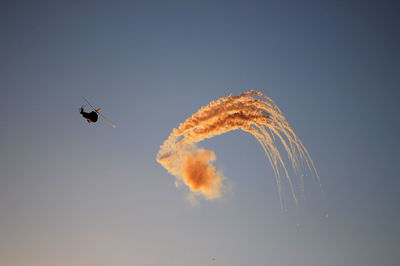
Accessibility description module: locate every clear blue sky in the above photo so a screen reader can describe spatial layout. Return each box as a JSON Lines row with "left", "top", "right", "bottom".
{"left": 1, "top": 1, "right": 399, "bottom": 265}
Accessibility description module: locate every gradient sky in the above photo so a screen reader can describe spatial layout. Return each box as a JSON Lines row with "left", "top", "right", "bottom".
{"left": 1, "top": 1, "right": 399, "bottom": 266}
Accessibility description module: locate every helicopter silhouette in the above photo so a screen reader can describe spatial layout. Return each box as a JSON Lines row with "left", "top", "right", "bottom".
{"left": 80, "top": 97, "right": 116, "bottom": 128}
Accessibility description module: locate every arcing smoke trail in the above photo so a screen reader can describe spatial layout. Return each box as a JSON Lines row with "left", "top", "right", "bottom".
{"left": 156, "top": 90, "right": 318, "bottom": 207}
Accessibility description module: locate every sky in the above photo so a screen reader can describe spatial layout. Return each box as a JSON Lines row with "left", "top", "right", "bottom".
{"left": 0, "top": 1, "right": 399, "bottom": 265}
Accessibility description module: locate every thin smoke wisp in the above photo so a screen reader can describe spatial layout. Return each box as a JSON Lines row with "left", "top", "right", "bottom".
{"left": 156, "top": 90, "right": 318, "bottom": 207}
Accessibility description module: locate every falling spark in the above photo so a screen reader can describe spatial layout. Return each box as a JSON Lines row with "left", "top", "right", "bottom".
{"left": 156, "top": 90, "right": 318, "bottom": 207}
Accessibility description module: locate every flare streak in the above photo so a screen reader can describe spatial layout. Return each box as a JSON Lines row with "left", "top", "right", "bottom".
{"left": 156, "top": 90, "right": 318, "bottom": 206}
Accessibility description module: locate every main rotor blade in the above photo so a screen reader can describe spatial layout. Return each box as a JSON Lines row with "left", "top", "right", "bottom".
{"left": 99, "top": 113, "right": 116, "bottom": 128}
{"left": 82, "top": 97, "right": 97, "bottom": 112}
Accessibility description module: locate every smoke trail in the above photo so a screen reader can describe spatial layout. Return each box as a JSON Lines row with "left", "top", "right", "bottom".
{"left": 157, "top": 90, "right": 318, "bottom": 207}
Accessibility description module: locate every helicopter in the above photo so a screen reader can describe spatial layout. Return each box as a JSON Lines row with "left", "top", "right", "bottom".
{"left": 80, "top": 97, "right": 116, "bottom": 128}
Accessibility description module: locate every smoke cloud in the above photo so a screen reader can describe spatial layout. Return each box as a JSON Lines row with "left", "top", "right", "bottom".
{"left": 157, "top": 90, "right": 318, "bottom": 206}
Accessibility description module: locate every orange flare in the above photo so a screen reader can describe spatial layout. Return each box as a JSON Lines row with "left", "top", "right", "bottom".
{"left": 182, "top": 149, "right": 222, "bottom": 199}
{"left": 156, "top": 90, "right": 318, "bottom": 206}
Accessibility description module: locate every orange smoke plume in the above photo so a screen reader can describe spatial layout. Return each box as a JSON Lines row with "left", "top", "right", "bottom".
{"left": 157, "top": 90, "right": 318, "bottom": 206}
